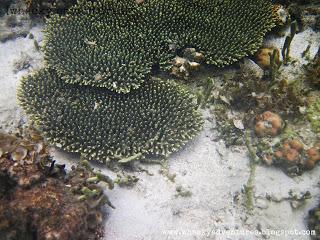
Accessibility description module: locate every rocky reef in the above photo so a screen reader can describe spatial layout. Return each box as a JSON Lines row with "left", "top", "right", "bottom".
{"left": 0, "top": 129, "right": 113, "bottom": 240}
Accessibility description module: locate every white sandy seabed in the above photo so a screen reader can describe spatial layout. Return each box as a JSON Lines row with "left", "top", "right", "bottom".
{"left": 0, "top": 19, "right": 320, "bottom": 240}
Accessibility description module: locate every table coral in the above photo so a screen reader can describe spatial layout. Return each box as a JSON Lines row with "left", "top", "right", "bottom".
{"left": 44, "top": 0, "right": 275, "bottom": 92}
{"left": 17, "top": 69, "right": 203, "bottom": 163}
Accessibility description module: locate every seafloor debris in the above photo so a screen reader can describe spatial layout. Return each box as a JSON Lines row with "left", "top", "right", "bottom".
{"left": 254, "top": 47, "right": 280, "bottom": 70}
{"left": 171, "top": 48, "right": 204, "bottom": 79}
{"left": 44, "top": 0, "right": 275, "bottom": 92}
{"left": 308, "top": 203, "right": 320, "bottom": 239}
{"left": 282, "top": 21, "right": 298, "bottom": 64}
{"left": 255, "top": 111, "right": 283, "bottom": 137}
{"left": 0, "top": 130, "right": 113, "bottom": 240}
{"left": 305, "top": 53, "right": 320, "bottom": 86}
{"left": 0, "top": 14, "right": 31, "bottom": 43}
{"left": 13, "top": 53, "right": 31, "bottom": 73}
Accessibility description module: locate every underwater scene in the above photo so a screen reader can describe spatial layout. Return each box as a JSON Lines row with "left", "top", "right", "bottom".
{"left": 0, "top": 0, "right": 319, "bottom": 239}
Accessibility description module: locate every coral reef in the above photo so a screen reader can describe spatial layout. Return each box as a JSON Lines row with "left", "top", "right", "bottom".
{"left": 255, "top": 111, "right": 283, "bottom": 137}
{"left": 17, "top": 69, "right": 203, "bottom": 163}
{"left": 44, "top": 0, "right": 275, "bottom": 92}
{"left": 305, "top": 144, "right": 320, "bottom": 169}
{"left": 0, "top": 130, "right": 113, "bottom": 240}
{"left": 272, "top": 4, "right": 290, "bottom": 26}
{"left": 273, "top": 139, "right": 304, "bottom": 166}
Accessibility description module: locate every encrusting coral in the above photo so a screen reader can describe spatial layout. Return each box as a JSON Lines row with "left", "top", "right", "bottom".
{"left": 0, "top": 130, "right": 113, "bottom": 240}
{"left": 17, "top": 69, "right": 203, "bottom": 163}
{"left": 44, "top": 0, "right": 275, "bottom": 93}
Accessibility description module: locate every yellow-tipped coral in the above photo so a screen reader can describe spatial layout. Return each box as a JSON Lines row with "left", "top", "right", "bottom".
{"left": 17, "top": 69, "right": 203, "bottom": 163}
{"left": 44, "top": 0, "right": 275, "bottom": 92}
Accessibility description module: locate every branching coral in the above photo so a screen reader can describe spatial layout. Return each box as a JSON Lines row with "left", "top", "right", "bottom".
{"left": 44, "top": 0, "right": 275, "bottom": 93}
{"left": 0, "top": 130, "right": 113, "bottom": 240}
{"left": 17, "top": 69, "right": 203, "bottom": 163}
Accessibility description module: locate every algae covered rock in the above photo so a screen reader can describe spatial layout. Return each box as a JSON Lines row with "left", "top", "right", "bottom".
{"left": 44, "top": 0, "right": 275, "bottom": 93}
{"left": 17, "top": 69, "right": 203, "bottom": 163}
{"left": 0, "top": 131, "right": 112, "bottom": 240}
{"left": 307, "top": 97, "right": 320, "bottom": 134}
{"left": 308, "top": 204, "right": 320, "bottom": 239}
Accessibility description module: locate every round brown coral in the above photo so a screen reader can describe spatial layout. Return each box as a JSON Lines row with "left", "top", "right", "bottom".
{"left": 255, "top": 111, "right": 283, "bottom": 137}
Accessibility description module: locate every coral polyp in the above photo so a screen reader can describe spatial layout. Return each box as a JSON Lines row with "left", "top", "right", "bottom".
{"left": 44, "top": 0, "right": 275, "bottom": 92}
{"left": 17, "top": 69, "right": 203, "bottom": 163}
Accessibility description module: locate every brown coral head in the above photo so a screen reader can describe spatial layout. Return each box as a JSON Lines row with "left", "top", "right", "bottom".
{"left": 254, "top": 111, "right": 282, "bottom": 137}
{"left": 288, "top": 139, "right": 304, "bottom": 153}
{"left": 284, "top": 148, "right": 300, "bottom": 165}
{"left": 307, "top": 147, "right": 320, "bottom": 163}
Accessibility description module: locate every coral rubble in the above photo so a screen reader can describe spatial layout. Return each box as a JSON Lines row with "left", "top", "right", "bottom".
{"left": 18, "top": 69, "right": 203, "bottom": 163}
{"left": 0, "top": 130, "right": 113, "bottom": 240}
{"left": 44, "top": 0, "right": 275, "bottom": 92}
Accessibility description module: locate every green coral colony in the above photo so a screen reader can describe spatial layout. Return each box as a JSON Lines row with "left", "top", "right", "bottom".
{"left": 44, "top": 0, "right": 275, "bottom": 92}
{"left": 18, "top": 69, "right": 202, "bottom": 162}
{"left": 18, "top": 0, "right": 275, "bottom": 163}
